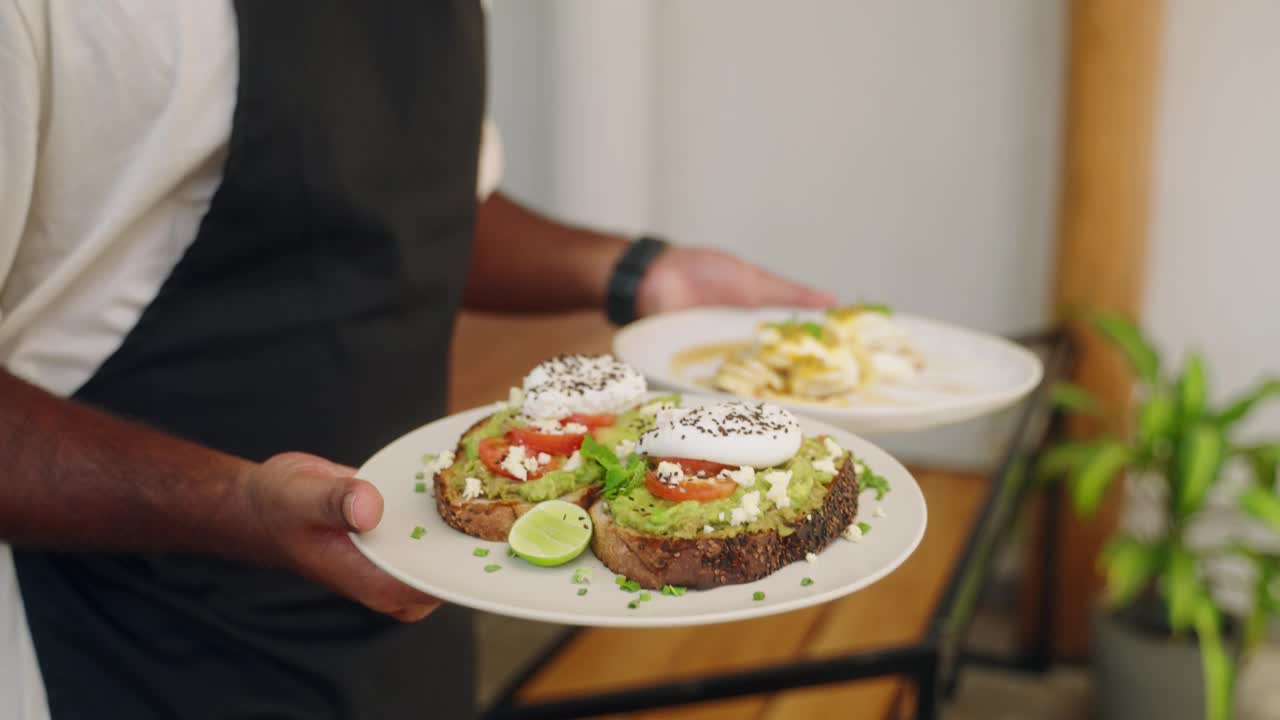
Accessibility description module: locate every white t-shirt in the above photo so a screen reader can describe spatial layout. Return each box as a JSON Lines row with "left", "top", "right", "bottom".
{"left": 0, "top": 2, "right": 502, "bottom": 716}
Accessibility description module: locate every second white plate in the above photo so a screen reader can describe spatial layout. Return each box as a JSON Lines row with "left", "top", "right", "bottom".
{"left": 613, "top": 307, "right": 1043, "bottom": 434}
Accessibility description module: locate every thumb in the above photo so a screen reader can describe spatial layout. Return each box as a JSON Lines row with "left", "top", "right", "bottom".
{"left": 269, "top": 454, "right": 385, "bottom": 533}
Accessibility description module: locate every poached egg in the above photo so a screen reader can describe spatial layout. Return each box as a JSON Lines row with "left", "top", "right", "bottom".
{"left": 637, "top": 401, "right": 803, "bottom": 468}
{"left": 521, "top": 354, "right": 647, "bottom": 420}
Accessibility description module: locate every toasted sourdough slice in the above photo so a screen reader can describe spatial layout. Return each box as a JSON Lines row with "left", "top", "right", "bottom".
{"left": 435, "top": 414, "right": 600, "bottom": 542}
{"left": 590, "top": 455, "right": 860, "bottom": 590}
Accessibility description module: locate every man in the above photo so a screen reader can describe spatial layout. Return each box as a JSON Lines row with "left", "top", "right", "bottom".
{"left": 0, "top": 2, "right": 832, "bottom": 718}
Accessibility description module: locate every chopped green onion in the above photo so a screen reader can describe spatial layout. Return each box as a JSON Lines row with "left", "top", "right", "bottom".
{"left": 627, "top": 600, "right": 639, "bottom": 609}
{"left": 413, "top": 482, "right": 427, "bottom": 493}
{"left": 577, "top": 588, "right": 588, "bottom": 596}
{"left": 752, "top": 591, "right": 765, "bottom": 601}
{"left": 483, "top": 564, "right": 501, "bottom": 573}
{"left": 618, "top": 579, "right": 641, "bottom": 593}
{"left": 410, "top": 526, "right": 425, "bottom": 539}
{"left": 661, "top": 585, "right": 687, "bottom": 597}
{"left": 507, "top": 547, "right": 517, "bottom": 558}
{"left": 572, "top": 568, "right": 592, "bottom": 585}
{"left": 639, "top": 591, "right": 652, "bottom": 602}
{"left": 473, "top": 548, "right": 490, "bottom": 557}
{"left": 415, "top": 470, "right": 425, "bottom": 480}
{"left": 857, "top": 522, "right": 872, "bottom": 535}
{"left": 801, "top": 577, "right": 815, "bottom": 587}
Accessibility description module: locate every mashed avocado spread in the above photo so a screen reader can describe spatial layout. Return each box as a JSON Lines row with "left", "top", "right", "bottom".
{"left": 608, "top": 437, "right": 847, "bottom": 539}
{"left": 446, "top": 396, "right": 677, "bottom": 502}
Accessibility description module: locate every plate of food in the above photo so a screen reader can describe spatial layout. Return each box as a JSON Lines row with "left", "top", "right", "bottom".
{"left": 350, "top": 354, "right": 926, "bottom": 627}
{"left": 612, "top": 304, "right": 1043, "bottom": 433}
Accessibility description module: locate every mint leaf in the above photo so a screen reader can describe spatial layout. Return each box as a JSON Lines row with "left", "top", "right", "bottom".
{"left": 582, "top": 434, "right": 646, "bottom": 499}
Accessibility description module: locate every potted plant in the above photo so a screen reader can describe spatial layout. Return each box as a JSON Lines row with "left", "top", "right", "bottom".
{"left": 1040, "top": 311, "right": 1280, "bottom": 720}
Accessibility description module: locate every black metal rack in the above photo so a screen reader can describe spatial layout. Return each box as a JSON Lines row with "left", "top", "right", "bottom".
{"left": 482, "top": 329, "right": 1076, "bottom": 720}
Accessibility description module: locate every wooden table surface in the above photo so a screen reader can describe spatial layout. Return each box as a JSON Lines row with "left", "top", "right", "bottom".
{"left": 450, "top": 312, "right": 990, "bottom": 720}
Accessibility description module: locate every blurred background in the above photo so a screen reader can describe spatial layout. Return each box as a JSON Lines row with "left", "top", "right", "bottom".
{"left": 467, "top": 1, "right": 1280, "bottom": 718}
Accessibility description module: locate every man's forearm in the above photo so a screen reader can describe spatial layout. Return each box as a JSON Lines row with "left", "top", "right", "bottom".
{"left": 464, "top": 191, "right": 629, "bottom": 313}
{"left": 0, "top": 369, "right": 257, "bottom": 556}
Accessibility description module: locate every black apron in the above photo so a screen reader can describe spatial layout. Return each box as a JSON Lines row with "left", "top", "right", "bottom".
{"left": 14, "top": 2, "right": 485, "bottom": 717}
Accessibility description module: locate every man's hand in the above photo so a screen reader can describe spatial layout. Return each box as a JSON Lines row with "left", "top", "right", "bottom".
{"left": 636, "top": 247, "right": 836, "bottom": 318}
{"left": 242, "top": 453, "right": 441, "bottom": 622}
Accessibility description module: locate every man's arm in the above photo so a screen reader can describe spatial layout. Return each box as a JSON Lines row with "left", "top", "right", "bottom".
{"left": 466, "top": 192, "right": 835, "bottom": 316}
{"left": 0, "top": 370, "right": 439, "bottom": 621}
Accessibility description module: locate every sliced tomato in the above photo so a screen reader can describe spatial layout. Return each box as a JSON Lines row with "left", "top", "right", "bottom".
{"left": 506, "top": 428, "right": 585, "bottom": 456}
{"left": 478, "top": 437, "right": 562, "bottom": 482}
{"left": 563, "top": 413, "right": 615, "bottom": 430}
{"left": 656, "top": 457, "right": 735, "bottom": 479}
{"left": 645, "top": 471, "right": 737, "bottom": 503}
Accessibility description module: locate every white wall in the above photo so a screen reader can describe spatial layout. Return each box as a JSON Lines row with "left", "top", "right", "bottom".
{"left": 1144, "top": 0, "right": 1280, "bottom": 440}
{"left": 488, "top": 1, "right": 1067, "bottom": 466}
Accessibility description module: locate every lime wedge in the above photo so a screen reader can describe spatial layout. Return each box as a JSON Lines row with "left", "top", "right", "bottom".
{"left": 508, "top": 500, "right": 593, "bottom": 567}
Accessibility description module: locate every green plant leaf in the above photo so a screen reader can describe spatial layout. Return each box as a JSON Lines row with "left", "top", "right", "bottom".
{"left": 1175, "top": 423, "right": 1225, "bottom": 516}
{"left": 1034, "top": 440, "right": 1099, "bottom": 484}
{"left": 1238, "top": 443, "right": 1280, "bottom": 487}
{"left": 1239, "top": 484, "right": 1280, "bottom": 531}
{"left": 1137, "top": 385, "right": 1177, "bottom": 454}
{"left": 1177, "top": 352, "right": 1208, "bottom": 427}
{"left": 1098, "top": 535, "right": 1163, "bottom": 607}
{"left": 1215, "top": 377, "right": 1280, "bottom": 428}
{"left": 1050, "top": 381, "right": 1100, "bottom": 415}
{"left": 1245, "top": 557, "right": 1279, "bottom": 654}
{"left": 1165, "top": 544, "right": 1201, "bottom": 633}
{"left": 1071, "top": 440, "right": 1132, "bottom": 516}
{"left": 1193, "top": 596, "right": 1234, "bottom": 720}
{"left": 1090, "top": 311, "right": 1160, "bottom": 386}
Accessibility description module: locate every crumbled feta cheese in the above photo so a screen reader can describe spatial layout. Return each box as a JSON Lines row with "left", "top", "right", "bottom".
{"left": 805, "top": 552, "right": 818, "bottom": 564}
{"left": 462, "top": 477, "right": 484, "bottom": 501}
{"left": 842, "top": 523, "right": 864, "bottom": 542}
{"left": 537, "top": 452, "right": 552, "bottom": 465}
{"left": 525, "top": 418, "right": 564, "bottom": 434}
{"left": 719, "top": 466, "right": 757, "bottom": 488}
{"left": 500, "top": 445, "right": 529, "bottom": 481}
{"left": 423, "top": 450, "right": 455, "bottom": 480}
{"left": 718, "top": 512, "right": 726, "bottom": 521}
{"left": 614, "top": 438, "right": 636, "bottom": 457}
{"left": 874, "top": 506, "right": 886, "bottom": 518}
{"left": 507, "top": 386, "right": 524, "bottom": 408}
{"left": 703, "top": 525, "right": 715, "bottom": 534}
{"left": 563, "top": 450, "right": 583, "bottom": 472}
{"left": 655, "top": 461, "right": 685, "bottom": 486}
{"left": 823, "top": 437, "right": 843, "bottom": 459}
{"left": 764, "top": 470, "right": 793, "bottom": 509}
{"left": 730, "top": 491, "right": 762, "bottom": 526}
{"left": 812, "top": 457, "right": 837, "bottom": 474}
{"left": 522, "top": 456, "right": 540, "bottom": 472}
{"left": 562, "top": 422, "right": 589, "bottom": 435}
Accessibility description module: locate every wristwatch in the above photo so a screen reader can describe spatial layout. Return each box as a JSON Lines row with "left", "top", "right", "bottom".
{"left": 605, "top": 235, "right": 669, "bottom": 326}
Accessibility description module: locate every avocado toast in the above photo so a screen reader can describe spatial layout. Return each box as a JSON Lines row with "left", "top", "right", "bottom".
{"left": 588, "top": 432, "right": 862, "bottom": 590}
{"left": 434, "top": 396, "right": 678, "bottom": 541}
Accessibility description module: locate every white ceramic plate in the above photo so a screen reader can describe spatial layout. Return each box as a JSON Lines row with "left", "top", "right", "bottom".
{"left": 350, "top": 394, "right": 926, "bottom": 628}
{"left": 613, "top": 307, "right": 1043, "bottom": 434}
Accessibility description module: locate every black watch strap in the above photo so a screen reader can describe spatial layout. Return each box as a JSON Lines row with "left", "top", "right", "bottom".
{"left": 605, "top": 235, "right": 669, "bottom": 326}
